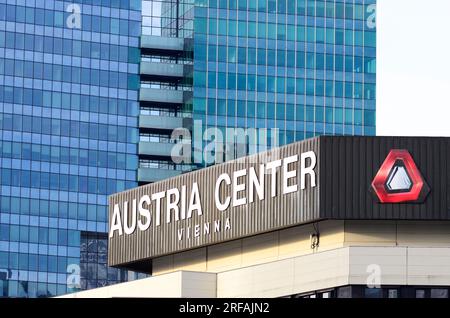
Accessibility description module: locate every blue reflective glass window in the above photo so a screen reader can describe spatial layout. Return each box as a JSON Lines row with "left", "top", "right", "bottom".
{"left": 257, "top": 76, "right": 266, "bottom": 92}
{"left": 29, "top": 227, "right": 38, "bottom": 243}
{"left": 18, "top": 253, "right": 28, "bottom": 271}
{"left": 227, "top": 73, "right": 236, "bottom": 90}
{"left": 345, "top": 109, "right": 353, "bottom": 124}
{"left": 10, "top": 225, "right": 19, "bottom": 242}
{"left": 237, "top": 74, "right": 246, "bottom": 90}
{"left": 256, "top": 102, "right": 265, "bottom": 119}
{"left": 208, "top": 72, "right": 216, "bottom": 88}
{"left": 21, "top": 171, "right": 30, "bottom": 187}
{"left": 364, "top": 110, "right": 376, "bottom": 126}
{"left": 48, "top": 256, "right": 58, "bottom": 272}
{"left": 9, "top": 255, "right": 19, "bottom": 273}
{"left": 48, "top": 229, "right": 58, "bottom": 245}
{"left": 246, "top": 48, "right": 255, "bottom": 64}
{"left": 31, "top": 171, "right": 41, "bottom": 188}
{"left": 0, "top": 224, "right": 9, "bottom": 241}
{"left": 39, "top": 255, "right": 47, "bottom": 271}
{"left": 0, "top": 251, "right": 8, "bottom": 268}
{"left": 247, "top": 74, "right": 255, "bottom": 91}
{"left": 306, "top": 80, "right": 314, "bottom": 95}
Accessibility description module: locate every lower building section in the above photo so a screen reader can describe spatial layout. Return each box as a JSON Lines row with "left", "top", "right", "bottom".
{"left": 288, "top": 285, "right": 450, "bottom": 298}
{"left": 60, "top": 220, "right": 450, "bottom": 298}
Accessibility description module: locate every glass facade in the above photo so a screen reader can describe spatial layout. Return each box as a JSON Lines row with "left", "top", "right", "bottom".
{"left": 143, "top": 0, "right": 194, "bottom": 37}
{"left": 79, "top": 231, "right": 128, "bottom": 290}
{"left": 138, "top": 0, "right": 376, "bottom": 177}
{"left": 192, "top": 0, "right": 376, "bottom": 164}
{"left": 0, "top": 0, "right": 141, "bottom": 297}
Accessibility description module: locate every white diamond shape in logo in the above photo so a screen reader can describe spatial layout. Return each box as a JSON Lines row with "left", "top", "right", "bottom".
{"left": 386, "top": 166, "right": 412, "bottom": 191}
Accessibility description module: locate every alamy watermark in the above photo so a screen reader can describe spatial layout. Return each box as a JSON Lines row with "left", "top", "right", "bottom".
{"left": 66, "top": 4, "right": 82, "bottom": 29}
{"left": 366, "top": 264, "right": 382, "bottom": 288}
{"left": 366, "top": 4, "right": 376, "bottom": 29}
{"left": 67, "top": 264, "right": 81, "bottom": 290}
{"left": 169, "top": 120, "right": 281, "bottom": 168}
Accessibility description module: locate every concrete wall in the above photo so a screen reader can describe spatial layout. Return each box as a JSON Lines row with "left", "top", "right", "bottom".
{"left": 153, "top": 220, "right": 450, "bottom": 276}
{"left": 217, "top": 247, "right": 350, "bottom": 298}
{"left": 58, "top": 271, "right": 216, "bottom": 298}
{"left": 153, "top": 220, "right": 345, "bottom": 275}
{"left": 216, "top": 246, "right": 450, "bottom": 297}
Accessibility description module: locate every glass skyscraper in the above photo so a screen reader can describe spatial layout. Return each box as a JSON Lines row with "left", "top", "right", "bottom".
{"left": 0, "top": 0, "right": 141, "bottom": 297}
{"left": 139, "top": 0, "right": 375, "bottom": 180}
{"left": 0, "top": 0, "right": 376, "bottom": 297}
{"left": 193, "top": 0, "right": 376, "bottom": 149}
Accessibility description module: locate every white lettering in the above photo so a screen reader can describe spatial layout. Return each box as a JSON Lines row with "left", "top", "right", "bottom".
{"left": 110, "top": 150, "right": 318, "bottom": 240}
{"left": 180, "top": 185, "right": 186, "bottom": 220}
{"left": 177, "top": 228, "right": 184, "bottom": 241}
{"left": 123, "top": 200, "right": 136, "bottom": 235}
{"left": 214, "top": 220, "right": 221, "bottom": 232}
{"left": 152, "top": 191, "right": 165, "bottom": 226}
{"left": 283, "top": 155, "right": 298, "bottom": 194}
{"left": 225, "top": 218, "right": 231, "bottom": 231}
{"left": 194, "top": 224, "right": 200, "bottom": 237}
{"left": 138, "top": 195, "right": 151, "bottom": 231}
{"left": 249, "top": 165, "right": 265, "bottom": 203}
{"left": 187, "top": 182, "right": 202, "bottom": 218}
{"left": 301, "top": 151, "right": 317, "bottom": 189}
{"left": 215, "top": 173, "right": 231, "bottom": 211}
{"left": 266, "top": 159, "right": 282, "bottom": 197}
{"left": 109, "top": 203, "right": 123, "bottom": 238}
{"left": 166, "top": 188, "right": 180, "bottom": 223}
{"left": 232, "top": 169, "right": 247, "bottom": 207}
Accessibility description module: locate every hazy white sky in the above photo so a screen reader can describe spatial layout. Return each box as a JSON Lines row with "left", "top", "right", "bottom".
{"left": 377, "top": 0, "right": 450, "bottom": 136}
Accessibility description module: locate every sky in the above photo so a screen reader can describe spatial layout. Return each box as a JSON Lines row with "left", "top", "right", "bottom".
{"left": 377, "top": 0, "right": 450, "bottom": 136}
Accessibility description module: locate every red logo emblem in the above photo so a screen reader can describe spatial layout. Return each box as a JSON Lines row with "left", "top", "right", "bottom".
{"left": 371, "top": 149, "right": 430, "bottom": 203}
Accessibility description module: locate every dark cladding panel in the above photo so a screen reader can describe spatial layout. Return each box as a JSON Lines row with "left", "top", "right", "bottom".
{"left": 319, "top": 136, "right": 450, "bottom": 220}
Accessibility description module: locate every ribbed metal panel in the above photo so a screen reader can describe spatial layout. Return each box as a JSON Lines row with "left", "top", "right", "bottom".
{"left": 109, "top": 137, "right": 320, "bottom": 268}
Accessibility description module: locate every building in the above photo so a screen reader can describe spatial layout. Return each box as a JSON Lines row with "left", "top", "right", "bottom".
{"left": 0, "top": 0, "right": 377, "bottom": 298}
{"left": 0, "top": 1, "right": 142, "bottom": 297}
{"left": 61, "top": 136, "right": 450, "bottom": 298}
{"left": 138, "top": 0, "right": 376, "bottom": 183}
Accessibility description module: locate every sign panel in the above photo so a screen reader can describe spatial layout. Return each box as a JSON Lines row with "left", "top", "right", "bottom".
{"left": 109, "top": 138, "right": 320, "bottom": 268}
{"left": 109, "top": 136, "right": 450, "bottom": 270}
